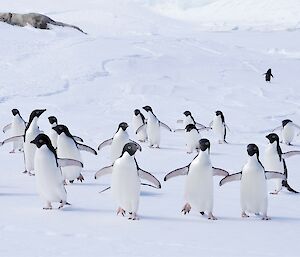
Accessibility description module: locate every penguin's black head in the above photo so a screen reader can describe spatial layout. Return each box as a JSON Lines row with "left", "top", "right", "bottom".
{"left": 122, "top": 142, "right": 141, "bottom": 156}
{"left": 118, "top": 122, "right": 128, "bottom": 131}
{"left": 134, "top": 109, "right": 141, "bottom": 116}
{"left": 143, "top": 106, "right": 153, "bottom": 113}
{"left": 48, "top": 116, "right": 57, "bottom": 125}
{"left": 185, "top": 124, "right": 197, "bottom": 132}
{"left": 247, "top": 144, "right": 259, "bottom": 157}
{"left": 199, "top": 138, "right": 210, "bottom": 152}
{"left": 282, "top": 119, "right": 292, "bottom": 127}
{"left": 30, "top": 133, "right": 52, "bottom": 148}
{"left": 12, "top": 109, "right": 19, "bottom": 116}
{"left": 267, "top": 68, "right": 272, "bottom": 73}
{"left": 53, "top": 124, "right": 69, "bottom": 135}
{"left": 30, "top": 109, "right": 46, "bottom": 119}
{"left": 183, "top": 111, "right": 191, "bottom": 117}
{"left": 266, "top": 133, "right": 279, "bottom": 144}
{"left": 216, "top": 110, "right": 223, "bottom": 116}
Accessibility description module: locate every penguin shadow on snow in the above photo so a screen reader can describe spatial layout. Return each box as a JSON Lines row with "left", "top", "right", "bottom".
{"left": 0, "top": 192, "right": 36, "bottom": 197}
{"left": 140, "top": 190, "right": 161, "bottom": 197}
{"left": 62, "top": 206, "right": 112, "bottom": 213}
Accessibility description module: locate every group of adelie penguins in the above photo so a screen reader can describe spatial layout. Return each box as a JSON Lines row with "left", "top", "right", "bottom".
{"left": 1, "top": 104, "right": 300, "bottom": 221}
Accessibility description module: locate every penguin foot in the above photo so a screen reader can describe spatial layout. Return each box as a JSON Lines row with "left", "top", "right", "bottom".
{"left": 181, "top": 203, "right": 191, "bottom": 215}
{"left": 262, "top": 216, "right": 271, "bottom": 220}
{"left": 69, "top": 180, "right": 74, "bottom": 184}
{"left": 43, "top": 202, "right": 52, "bottom": 210}
{"left": 9, "top": 150, "right": 15, "bottom": 154}
{"left": 128, "top": 212, "right": 139, "bottom": 220}
{"left": 270, "top": 190, "right": 280, "bottom": 195}
{"left": 77, "top": 174, "right": 84, "bottom": 183}
{"left": 241, "top": 212, "right": 249, "bottom": 218}
{"left": 22, "top": 170, "right": 28, "bottom": 174}
{"left": 200, "top": 212, "right": 205, "bottom": 216}
{"left": 117, "top": 207, "right": 125, "bottom": 216}
{"left": 28, "top": 171, "right": 35, "bottom": 176}
{"left": 208, "top": 212, "right": 217, "bottom": 220}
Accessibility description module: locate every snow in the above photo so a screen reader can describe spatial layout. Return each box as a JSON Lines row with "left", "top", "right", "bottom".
{"left": 0, "top": 0, "right": 300, "bottom": 256}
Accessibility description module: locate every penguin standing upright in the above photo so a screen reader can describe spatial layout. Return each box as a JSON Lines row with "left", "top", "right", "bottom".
{"left": 220, "top": 144, "right": 285, "bottom": 220}
{"left": 31, "top": 134, "right": 83, "bottom": 209}
{"left": 54, "top": 125, "right": 97, "bottom": 183}
{"left": 272, "top": 119, "right": 300, "bottom": 145}
{"left": 98, "top": 122, "right": 141, "bottom": 162}
{"left": 264, "top": 69, "right": 273, "bottom": 82}
{"left": 264, "top": 133, "right": 300, "bottom": 194}
{"left": 164, "top": 139, "right": 229, "bottom": 220}
{"left": 95, "top": 142, "right": 160, "bottom": 220}
{"left": 132, "top": 109, "right": 147, "bottom": 142}
{"left": 138, "top": 106, "right": 172, "bottom": 148}
{"left": 3, "top": 109, "right": 26, "bottom": 153}
{"left": 210, "top": 110, "right": 228, "bottom": 144}
{"left": 183, "top": 124, "right": 201, "bottom": 154}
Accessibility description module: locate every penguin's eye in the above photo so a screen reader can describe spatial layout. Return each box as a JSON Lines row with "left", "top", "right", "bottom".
{"left": 128, "top": 146, "right": 131, "bottom": 149}
{"left": 39, "top": 140, "right": 43, "bottom": 143}
{"left": 59, "top": 127, "right": 63, "bottom": 130}
{"left": 272, "top": 136, "right": 276, "bottom": 138}
{"left": 205, "top": 142, "right": 209, "bottom": 145}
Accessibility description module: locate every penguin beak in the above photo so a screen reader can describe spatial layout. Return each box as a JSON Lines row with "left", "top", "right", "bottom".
{"left": 37, "top": 109, "right": 46, "bottom": 117}
{"left": 30, "top": 139, "right": 37, "bottom": 145}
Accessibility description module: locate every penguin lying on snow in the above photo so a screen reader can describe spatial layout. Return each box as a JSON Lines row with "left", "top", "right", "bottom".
{"left": 2, "top": 109, "right": 26, "bottom": 153}
{"left": 272, "top": 119, "right": 300, "bottom": 145}
{"left": 210, "top": 110, "right": 229, "bottom": 144}
{"left": 164, "top": 139, "right": 229, "bottom": 220}
{"left": 220, "top": 144, "right": 286, "bottom": 220}
{"left": 98, "top": 122, "right": 141, "bottom": 163}
{"left": 95, "top": 142, "right": 161, "bottom": 220}
{"left": 132, "top": 109, "right": 147, "bottom": 142}
{"left": 31, "top": 134, "right": 83, "bottom": 209}
{"left": 264, "top": 133, "right": 300, "bottom": 194}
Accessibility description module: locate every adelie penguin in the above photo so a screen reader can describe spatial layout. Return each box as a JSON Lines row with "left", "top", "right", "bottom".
{"left": 31, "top": 134, "right": 83, "bottom": 209}
{"left": 177, "top": 111, "right": 208, "bottom": 130}
{"left": 220, "top": 144, "right": 286, "bottom": 220}
{"left": 210, "top": 110, "right": 229, "bottom": 144}
{"left": 175, "top": 124, "right": 201, "bottom": 154}
{"left": 132, "top": 109, "right": 147, "bottom": 142}
{"left": 95, "top": 142, "right": 161, "bottom": 220}
{"left": 54, "top": 124, "right": 97, "bottom": 184}
{"left": 98, "top": 122, "right": 141, "bottom": 163}
{"left": 164, "top": 139, "right": 229, "bottom": 220}
{"left": 264, "top": 69, "right": 273, "bottom": 82}
{"left": 2, "top": 109, "right": 26, "bottom": 153}
{"left": 137, "top": 106, "right": 172, "bottom": 148}
{"left": 272, "top": 119, "right": 300, "bottom": 145}
{"left": 264, "top": 133, "right": 300, "bottom": 194}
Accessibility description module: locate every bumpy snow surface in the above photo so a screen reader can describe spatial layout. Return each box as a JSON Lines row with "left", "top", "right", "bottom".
{"left": 1, "top": 1, "right": 300, "bottom": 256}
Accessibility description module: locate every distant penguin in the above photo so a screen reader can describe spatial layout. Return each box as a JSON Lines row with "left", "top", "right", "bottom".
{"left": 54, "top": 124, "right": 97, "bottom": 184}
{"left": 164, "top": 139, "right": 229, "bottom": 220}
{"left": 264, "top": 69, "right": 273, "bottom": 82}
{"left": 272, "top": 119, "right": 300, "bottom": 145}
{"left": 220, "top": 144, "right": 285, "bottom": 220}
{"left": 177, "top": 111, "right": 207, "bottom": 129}
{"left": 138, "top": 106, "right": 172, "bottom": 148}
{"left": 264, "top": 133, "right": 300, "bottom": 194}
{"left": 184, "top": 124, "right": 201, "bottom": 154}
{"left": 210, "top": 110, "right": 228, "bottom": 144}
{"left": 31, "top": 134, "right": 83, "bottom": 209}
{"left": 98, "top": 122, "right": 141, "bottom": 162}
{"left": 95, "top": 142, "right": 161, "bottom": 220}
{"left": 2, "top": 109, "right": 26, "bottom": 153}
{"left": 132, "top": 109, "right": 147, "bottom": 142}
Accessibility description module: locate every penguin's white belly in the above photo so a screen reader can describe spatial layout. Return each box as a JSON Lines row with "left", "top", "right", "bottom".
{"left": 184, "top": 117, "right": 194, "bottom": 127}
{"left": 240, "top": 168, "right": 267, "bottom": 214}
{"left": 49, "top": 130, "right": 58, "bottom": 149}
{"left": 35, "top": 147, "right": 66, "bottom": 203}
{"left": 111, "top": 133, "right": 129, "bottom": 161}
{"left": 24, "top": 129, "right": 40, "bottom": 171}
{"left": 185, "top": 130, "right": 200, "bottom": 153}
{"left": 212, "top": 118, "right": 225, "bottom": 141}
{"left": 11, "top": 119, "right": 25, "bottom": 150}
{"left": 282, "top": 125, "right": 294, "bottom": 144}
{"left": 57, "top": 137, "right": 82, "bottom": 181}
{"left": 184, "top": 161, "right": 213, "bottom": 212}
{"left": 147, "top": 121, "right": 160, "bottom": 146}
{"left": 112, "top": 157, "right": 140, "bottom": 213}
{"left": 133, "top": 117, "right": 147, "bottom": 141}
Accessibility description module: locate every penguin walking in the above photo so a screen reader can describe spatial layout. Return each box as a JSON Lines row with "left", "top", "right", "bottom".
{"left": 132, "top": 109, "right": 147, "bottom": 142}
{"left": 137, "top": 106, "right": 172, "bottom": 148}
{"left": 177, "top": 111, "right": 208, "bottom": 130}
{"left": 48, "top": 116, "right": 83, "bottom": 150}
{"left": 54, "top": 125, "right": 97, "bottom": 184}
{"left": 264, "top": 69, "right": 273, "bottom": 82}
{"left": 164, "top": 139, "right": 229, "bottom": 220}
{"left": 31, "top": 134, "right": 83, "bottom": 209}
{"left": 210, "top": 110, "right": 228, "bottom": 144}
{"left": 95, "top": 142, "right": 161, "bottom": 220}
{"left": 98, "top": 122, "right": 141, "bottom": 163}
{"left": 272, "top": 119, "right": 300, "bottom": 145}
{"left": 220, "top": 144, "right": 285, "bottom": 220}
{"left": 264, "top": 133, "right": 300, "bottom": 194}
{"left": 2, "top": 109, "right": 26, "bottom": 153}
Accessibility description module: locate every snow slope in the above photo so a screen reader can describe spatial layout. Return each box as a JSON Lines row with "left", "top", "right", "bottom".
{"left": 0, "top": 1, "right": 300, "bottom": 256}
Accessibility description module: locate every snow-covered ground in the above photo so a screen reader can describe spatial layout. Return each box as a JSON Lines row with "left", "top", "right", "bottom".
{"left": 1, "top": 1, "right": 300, "bottom": 256}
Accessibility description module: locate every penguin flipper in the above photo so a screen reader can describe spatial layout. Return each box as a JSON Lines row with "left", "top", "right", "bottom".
{"left": 136, "top": 124, "right": 146, "bottom": 134}
{"left": 99, "top": 186, "right": 111, "bottom": 194}
{"left": 164, "top": 166, "right": 189, "bottom": 181}
{"left": 129, "top": 140, "right": 142, "bottom": 152}
{"left": 213, "top": 167, "right": 229, "bottom": 177}
{"left": 97, "top": 138, "right": 113, "bottom": 151}
{"left": 159, "top": 121, "right": 172, "bottom": 132}
{"left": 282, "top": 181, "right": 299, "bottom": 193}
{"left": 271, "top": 125, "right": 282, "bottom": 132}
{"left": 282, "top": 151, "right": 300, "bottom": 159}
{"left": 173, "top": 128, "right": 185, "bottom": 133}
{"left": 3, "top": 123, "right": 12, "bottom": 133}
{"left": 0, "top": 135, "right": 24, "bottom": 146}
{"left": 95, "top": 165, "right": 113, "bottom": 179}
{"left": 73, "top": 135, "right": 84, "bottom": 142}
{"left": 58, "top": 158, "right": 83, "bottom": 168}
{"left": 138, "top": 169, "right": 161, "bottom": 189}
{"left": 219, "top": 172, "right": 242, "bottom": 186}
{"left": 265, "top": 171, "right": 286, "bottom": 180}
{"left": 195, "top": 122, "right": 206, "bottom": 129}
{"left": 77, "top": 143, "right": 97, "bottom": 155}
